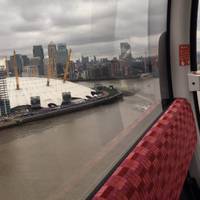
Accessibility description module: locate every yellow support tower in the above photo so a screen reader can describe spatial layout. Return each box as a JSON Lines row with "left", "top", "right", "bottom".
{"left": 32, "top": 66, "right": 37, "bottom": 77}
{"left": 13, "top": 50, "right": 20, "bottom": 90}
{"left": 52, "top": 57, "right": 56, "bottom": 78}
{"left": 63, "top": 48, "right": 72, "bottom": 83}
{"left": 5, "top": 56, "right": 8, "bottom": 77}
{"left": 47, "top": 58, "right": 52, "bottom": 87}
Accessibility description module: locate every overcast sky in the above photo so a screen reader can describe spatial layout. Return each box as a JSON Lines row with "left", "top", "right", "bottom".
{"left": 0, "top": 0, "right": 168, "bottom": 60}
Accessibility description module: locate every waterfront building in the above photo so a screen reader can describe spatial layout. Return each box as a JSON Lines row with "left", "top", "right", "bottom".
{"left": 22, "top": 65, "right": 39, "bottom": 77}
{"left": 48, "top": 42, "right": 57, "bottom": 76}
{"left": 94, "top": 56, "right": 97, "bottom": 63}
{"left": 22, "top": 55, "right": 30, "bottom": 66}
{"left": 43, "top": 58, "right": 49, "bottom": 76}
{"left": 30, "top": 57, "right": 40, "bottom": 68}
{"left": 10, "top": 54, "right": 24, "bottom": 76}
{"left": 81, "top": 56, "right": 89, "bottom": 65}
{"left": 120, "top": 42, "right": 132, "bottom": 60}
{"left": 57, "top": 43, "right": 67, "bottom": 65}
{"left": 111, "top": 57, "right": 123, "bottom": 78}
{"left": 33, "top": 45, "right": 45, "bottom": 75}
{"left": 57, "top": 43, "right": 68, "bottom": 75}
{"left": 5, "top": 60, "right": 11, "bottom": 76}
{"left": 0, "top": 68, "right": 10, "bottom": 116}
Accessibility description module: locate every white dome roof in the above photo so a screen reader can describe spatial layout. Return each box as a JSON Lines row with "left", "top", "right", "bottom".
{"left": 6, "top": 77, "right": 93, "bottom": 108}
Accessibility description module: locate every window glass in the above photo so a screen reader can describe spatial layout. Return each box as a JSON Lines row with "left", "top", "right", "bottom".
{"left": 0, "top": 0, "right": 167, "bottom": 199}
{"left": 198, "top": 4, "right": 200, "bottom": 69}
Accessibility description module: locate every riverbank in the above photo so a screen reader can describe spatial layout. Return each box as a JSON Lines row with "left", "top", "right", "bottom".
{"left": 0, "top": 86, "right": 123, "bottom": 130}
{"left": 69, "top": 75, "right": 141, "bottom": 83}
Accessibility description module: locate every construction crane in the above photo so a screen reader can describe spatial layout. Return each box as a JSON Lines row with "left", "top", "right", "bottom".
{"left": 13, "top": 50, "right": 20, "bottom": 90}
{"left": 63, "top": 48, "right": 72, "bottom": 83}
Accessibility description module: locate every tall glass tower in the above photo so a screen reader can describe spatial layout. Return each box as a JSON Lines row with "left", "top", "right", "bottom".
{"left": 33, "top": 45, "right": 45, "bottom": 76}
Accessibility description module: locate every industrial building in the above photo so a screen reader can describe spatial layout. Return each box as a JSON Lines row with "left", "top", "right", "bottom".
{"left": 0, "top": 68, "right": 10, "bottom": 116}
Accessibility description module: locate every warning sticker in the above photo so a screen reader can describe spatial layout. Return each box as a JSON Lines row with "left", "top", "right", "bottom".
{"left": 179, "top": 44, "right": 190, "bottom": 66}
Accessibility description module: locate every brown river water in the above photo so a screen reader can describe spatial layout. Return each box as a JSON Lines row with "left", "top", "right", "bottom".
{"left": 0, "top": 78, "right": 161, "bottom": 200}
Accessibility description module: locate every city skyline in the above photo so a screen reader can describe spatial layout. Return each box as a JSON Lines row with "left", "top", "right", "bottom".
{"left": 0, "top": 40, "right": 147, "bottom": 61}
{"left": 2, "top": 40, "right": 150, "bottom": 82}
{"left": 1, "top": 0, "right": 200, "bottom": 59}
{"left": 0, "top": 41, "right": 147, "bottom": 67}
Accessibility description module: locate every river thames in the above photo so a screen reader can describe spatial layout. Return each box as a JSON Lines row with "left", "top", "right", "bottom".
{"left": 0, "top": 78, "right": 161, "bottom": 200}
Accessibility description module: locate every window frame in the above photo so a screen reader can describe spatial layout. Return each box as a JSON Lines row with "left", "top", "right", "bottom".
{"left": 86, "top": 0, "right": 173, "bottom": 199}
{"left": 190, "top": 0, "right": 200, "bottom": 130}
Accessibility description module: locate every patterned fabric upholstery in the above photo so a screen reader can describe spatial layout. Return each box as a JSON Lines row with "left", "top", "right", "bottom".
{"left": 93, "top": 99, "right": 197, "bottom": 200}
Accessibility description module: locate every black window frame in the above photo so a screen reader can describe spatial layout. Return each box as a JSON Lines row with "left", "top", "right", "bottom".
{"left": 190, "top": 0, "right": 200, "bottom": 129}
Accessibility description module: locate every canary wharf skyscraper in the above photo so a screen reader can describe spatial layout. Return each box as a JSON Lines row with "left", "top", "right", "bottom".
{"left": 33, "top": 45, "right": 45, "bottom": 75}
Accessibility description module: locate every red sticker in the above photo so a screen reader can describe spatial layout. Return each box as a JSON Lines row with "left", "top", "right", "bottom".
{"left": 179, "top": 44, "right": 190, "bottom": 66}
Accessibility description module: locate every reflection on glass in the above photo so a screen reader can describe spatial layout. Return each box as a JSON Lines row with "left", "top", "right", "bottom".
{"left": 0, "top": 0, "right": 167, "bottom": 199}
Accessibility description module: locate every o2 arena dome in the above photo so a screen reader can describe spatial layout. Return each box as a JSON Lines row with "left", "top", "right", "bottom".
{"left": 7, "top": 77, "right": 94, "bottom": 108}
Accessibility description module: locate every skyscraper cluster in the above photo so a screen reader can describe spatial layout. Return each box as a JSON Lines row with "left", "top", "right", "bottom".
{"left": 6, "top": 42, "right": 68, "bottom": 78}
{"left": 4, "top": 41, "right": 151, "bottom": 81}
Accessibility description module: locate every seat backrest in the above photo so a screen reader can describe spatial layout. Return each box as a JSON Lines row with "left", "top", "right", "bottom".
{"left": 93, "top": 99, "right": 197, "bottom": 200}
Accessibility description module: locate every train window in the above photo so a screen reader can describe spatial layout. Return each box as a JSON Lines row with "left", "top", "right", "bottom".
{"left": 197, "top": 2, "right": 200, "bottom": 111}
{"left": 198, "top": 4, "right": 200, "bottom": 69}
{"left": 0, "top": 0, "right": 167, "bottom": 199}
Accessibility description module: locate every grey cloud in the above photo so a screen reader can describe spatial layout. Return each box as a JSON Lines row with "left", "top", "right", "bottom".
{"left": 51, "top": 16, "right": 90, "bottom": 28}
{"left": 0, "top": 0, "right": 168, "bottom": 58}
{"left": 12, "top": 23, "right": 46, "bottom": 32}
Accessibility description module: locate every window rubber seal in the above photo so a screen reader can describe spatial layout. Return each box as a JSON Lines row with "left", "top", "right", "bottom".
{"left": 190, "top": 0, "right": 200, "bottom": 129}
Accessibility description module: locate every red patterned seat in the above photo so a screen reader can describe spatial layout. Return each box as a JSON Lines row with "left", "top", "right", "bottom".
{"left": 93, "top": 99, "right": 197, "bottom": 200}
